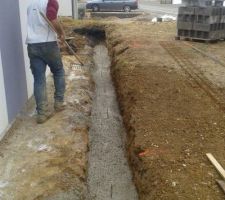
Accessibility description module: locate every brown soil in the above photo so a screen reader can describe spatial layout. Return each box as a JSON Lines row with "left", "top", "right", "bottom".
{"left": 105, "top": 21, "right": 225, "bottom": 199}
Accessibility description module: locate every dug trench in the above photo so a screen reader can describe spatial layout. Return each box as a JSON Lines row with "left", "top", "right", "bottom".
{"left": 73, "top": 27, "right": 138, "bottom": 200}
{"left": 72, "top": 21, "right": 225, "bottom": 200}
{"left": 0, "top": 19, "right": 225, "bottom": 200}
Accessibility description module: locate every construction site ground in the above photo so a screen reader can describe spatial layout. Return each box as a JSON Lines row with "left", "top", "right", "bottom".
{"left": 1, "top": 16, "right": 225, "bottom": 200}
{"left": 105, "top": 20, "right": 225, "bottom": 199}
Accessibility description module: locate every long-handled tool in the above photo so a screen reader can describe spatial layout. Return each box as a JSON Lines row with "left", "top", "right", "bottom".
{"left": 206, "top": 153, "right": 225, "bottom": 194}
{"left": 39, "top": 11, "right": 84, "bottom": 66}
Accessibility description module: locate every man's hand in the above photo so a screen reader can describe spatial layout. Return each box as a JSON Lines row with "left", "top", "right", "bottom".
{"left": 51, "top": 19, "right": 65, "bottom": 43}
{"left": 58, "top": 33, "right": 65, "bottom": 43}
{"left": 58, "top": 34, "right": 66, "bottom": 47}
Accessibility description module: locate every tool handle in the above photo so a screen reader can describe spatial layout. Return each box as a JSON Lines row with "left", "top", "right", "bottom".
{"left": 206, "top": 153, "right": 225, "bottom": 180}
{"left": 39, "top": 12, "right": 84, "bottom": 66}
{"left": 40, "top": 12, "right": 57, "bottom": 33}
{"left": 64, "top": 41, "right": 84, "bottom": 65}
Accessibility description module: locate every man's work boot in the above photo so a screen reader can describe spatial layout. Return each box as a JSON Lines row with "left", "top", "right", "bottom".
{"left": 36, "top": 111, "right": 54, "bottom": 124}
{"left": 54, "top": 101, "right": 66, "bottom": 112}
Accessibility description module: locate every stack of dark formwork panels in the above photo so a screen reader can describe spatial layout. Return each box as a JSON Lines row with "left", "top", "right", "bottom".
{"left": 177, "top": 0, "right": 225, "bottom": 41}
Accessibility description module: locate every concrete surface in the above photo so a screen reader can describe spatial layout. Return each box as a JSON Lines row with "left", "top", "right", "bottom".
{"left": 86, "top": 44, "right": 138, "bottom": 200}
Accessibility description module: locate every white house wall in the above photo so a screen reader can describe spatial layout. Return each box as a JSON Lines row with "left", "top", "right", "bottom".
{"left": 58, "top": 0, "right": 72, "bottom": 16}
{"left": 19, "top": 0, "right": 33, "bottom": 98}
{"left": 0, "top": 0, "right": 28, "bottom": 123}
{"left": 173, "top": 0, "right": 182, "bottom": 4}
{"left": 0, "top": 50, "right": 8, "bottom": 140}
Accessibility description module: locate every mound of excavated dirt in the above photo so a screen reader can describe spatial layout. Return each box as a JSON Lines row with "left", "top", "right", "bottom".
{"left": 105, "top": 22, "right": 225, "bottom": 199}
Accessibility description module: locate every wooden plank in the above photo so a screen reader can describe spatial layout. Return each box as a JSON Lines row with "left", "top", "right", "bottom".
{"left": 206, "top": 153, "right": 225, "bottom": 180}
{"left": 216, "top": 180, "right": 225, "bottom": 194}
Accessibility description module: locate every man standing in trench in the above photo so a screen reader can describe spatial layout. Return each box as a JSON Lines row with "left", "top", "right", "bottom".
{"left": 27, "top": 0, "right": 66, "bottom": 123}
